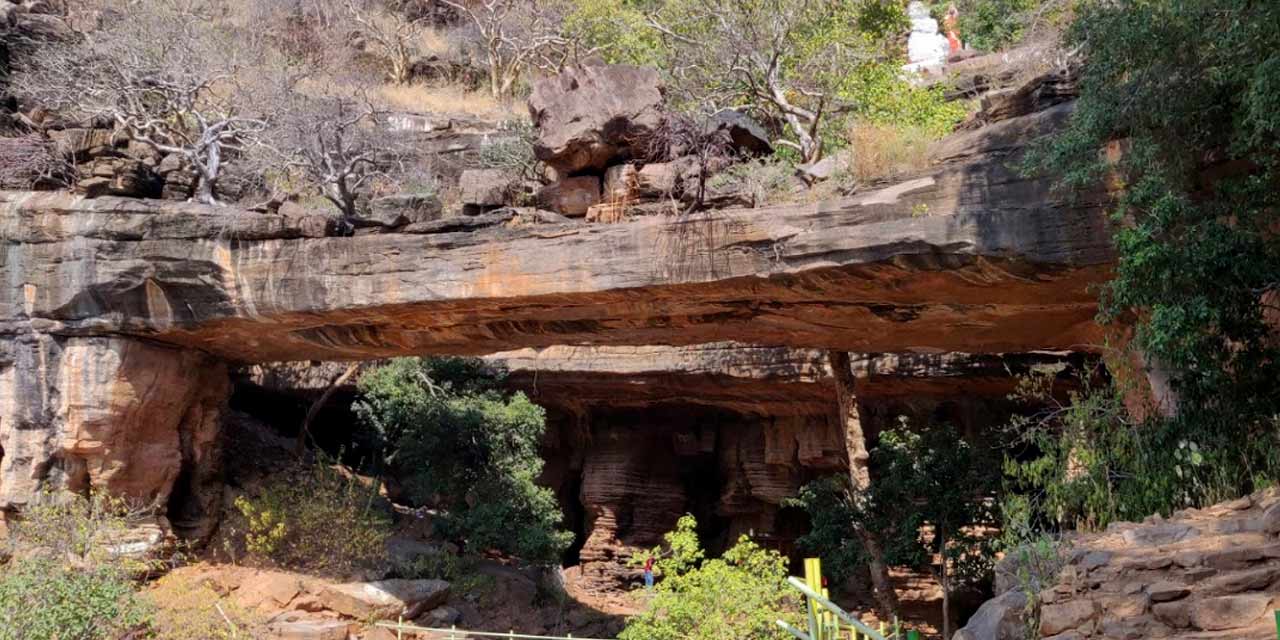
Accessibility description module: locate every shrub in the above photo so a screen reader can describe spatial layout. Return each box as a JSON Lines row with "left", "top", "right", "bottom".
{"left": 0, "top": 492, "right": 156, "bottom": 640}
{"left": 951, "top": 0, "right": 1076, "bottom": 53}
{"left": 1003, "top": 367, "right": 1280, "bottom": 532}
{"left": 0, "top": 135, "right": 75, "bottom": 189}
{"left": 620, "top": 515, "right": 802, "bottom": 640}
{"left": 231, "top": 458, "right": 392, "bottom": 577}
{"left": 837, "top": 63, "right": 969, "bottom": 138}
{"left": 708, "top": 158, "right": 797, "bottom": 207}
{"left": 354, "top": 357, "right": 571, "bottom": 565}
{"left": 0, "top": 558, "right": 151, "bottom": 640}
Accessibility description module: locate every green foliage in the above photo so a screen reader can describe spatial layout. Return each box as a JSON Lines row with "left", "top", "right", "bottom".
{"left": 562, "top": 0, "right": 664, "bottom": 66}
{"left": 1004, "top": 368, "right": 1278, "bottom": 532}
{"left": 1029, "top": 0, "right": 1280, "bottom": 515}
{"left": 355, "top": 357, "right": 571, "bottom": 565}
{"left": 868, "top": 426, "right": 998, "bottom": 586}
{"left": 955, "top": 0, "right": 1039, "bottom": 52}
{"left": 1003, "top": 370, "right": 1144, "bottom": 530}
{"left": 834, "top": 63, "right": 969, "bottom": 138}
{"left": 0, "top": 558, "right": 151, "bottom": 640}
{"left": 793, "top": 424, "right": 998, "bottom": 604}
{"left": 0, "top": 492, "right": 156, "bottom": 640}
{"left": 994, "top": 495, "right": 1068, "bottom": 640}
{"left": 788, "top": 478, "right": 867, "bottom": 585}
{"left": 477, "top": 121, "right": 540, "bottom": 182}
{"left": 620, "top": 515, "right": 802, "bottom": 640}
{"left": 231, "top": 458, "right": 391, "bottom": 577}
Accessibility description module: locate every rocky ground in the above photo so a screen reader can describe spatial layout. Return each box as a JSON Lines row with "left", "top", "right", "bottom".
{"left": 959, "top": 489, "right": 1280, "bottom": 640}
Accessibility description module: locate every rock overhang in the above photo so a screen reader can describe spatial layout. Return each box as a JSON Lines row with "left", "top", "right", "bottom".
{"left": 0, "top": 108, "right": 1115, "bottom": 362}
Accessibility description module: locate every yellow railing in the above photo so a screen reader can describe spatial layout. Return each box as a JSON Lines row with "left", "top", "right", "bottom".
{"left": 778, "top": 558, "right": 920, "bottom": 640}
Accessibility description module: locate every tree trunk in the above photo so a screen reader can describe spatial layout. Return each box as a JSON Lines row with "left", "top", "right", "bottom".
{"left": 939, "top": 524, "right": 951, "bottom": 639}
{"left": 828, "top": 350, "right": 900, "bottom": 618}
{"left": 489, "top": 56, "right": 502, "bottom": 99}
{"left": 297, "top": 362, "right": 361, "bottom": 456}
{"left": 195, "top": 144, "right": 221, "bottom": 205}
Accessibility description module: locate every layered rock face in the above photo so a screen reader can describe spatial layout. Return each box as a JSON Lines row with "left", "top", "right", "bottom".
{"left": 958, "top": 490, "right": 1280, "bottom": 640}
{"left": 0, "top": 335, "right": 227, "bottom": 537}
{"left": 482, "top": 344, "right": 1087, "bottom": 593}
{"left": 0, "top": 102, "right": 1111, "bottom": 363}
{"left": 0, "top": 76, "right": 1111, "bottom": 543}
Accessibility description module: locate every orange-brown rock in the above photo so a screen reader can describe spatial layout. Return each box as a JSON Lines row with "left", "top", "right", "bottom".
{"left": 0, "top": 335, "right": 227, "bottom": 538}
{"left": 0, "top": 104, "right": 1111, "bottom": 363}
{"left": 475, "top": 344, "right": 1088, "bottom": 593}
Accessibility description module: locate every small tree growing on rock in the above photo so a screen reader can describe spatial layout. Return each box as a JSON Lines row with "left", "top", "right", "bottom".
{"left": 255, "top": 86, "right": 409, "bottom": 223}
{"left": 345, "top": 0, "right": 431, "bottom": 85}
{"left": 354, "top": 357, "right": 572, "bottom": 565}
{"left": 439, "top": 0, "right": 586, "bottom": 98}
{"left": 11, "top": 0, "right": 269, "bottom": 205}
{"left": 643, "top": 0, "right": 905, "bottom": 163}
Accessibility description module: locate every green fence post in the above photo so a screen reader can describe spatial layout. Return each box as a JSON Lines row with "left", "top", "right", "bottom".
{"left": 1273, "top": 610, "right": 1278, "bottom": 640}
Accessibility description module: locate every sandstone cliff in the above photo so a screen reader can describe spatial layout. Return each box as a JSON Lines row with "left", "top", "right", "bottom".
{"left": 0, "top": 89, "right": 1110, "bottom": 547}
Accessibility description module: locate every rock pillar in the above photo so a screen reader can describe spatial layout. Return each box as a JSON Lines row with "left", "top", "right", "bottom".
{"left": 0, "top": 335, "right": 229, "bottom": 539}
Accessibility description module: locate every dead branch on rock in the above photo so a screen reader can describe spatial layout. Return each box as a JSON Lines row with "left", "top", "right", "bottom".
{"left": 10, "top": 0, "right": 270, "bottom": 205}
{"left": 0, "top": 134, "right": 76, "bottom": 189}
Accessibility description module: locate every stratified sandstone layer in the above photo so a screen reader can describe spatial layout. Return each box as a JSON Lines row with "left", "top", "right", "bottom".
{"left": 0, "top": 97, "right": 1110, "bottom": 541}
{"left": 959, "top": 490, "right": 1280, "bottom": 640}
{"left": 476, "top": 344, "right": 1087, "bottom": 592}
{"left": 0, "top": 335, "right": 226, "bottom": 537}
{"left": 489, "top": 343, "right": 1087, "bottom": 415}
{"left": 1, "top": 104, "right": 1110, "bottom": 362}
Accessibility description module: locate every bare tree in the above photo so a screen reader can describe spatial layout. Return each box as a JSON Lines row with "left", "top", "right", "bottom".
{"left": 11, "top": 0, "right": 268, "bottom": 205}
{"left": 346, "top": 0, "right": 430, "bottom": 85}
{"left": 438, "top": 0, "right": 584, "bottom": 98}
{"left": 254, "top": 84, "right": 409, "bottom": 223}
{"left": 645, "top": 0, "right": 883, "bottom": 164}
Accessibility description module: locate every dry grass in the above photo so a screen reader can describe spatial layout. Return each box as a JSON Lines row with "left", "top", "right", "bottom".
{"left": 145, "top": 572, "right": 263, "bottom": 640}
{"left": 845, "top": 122, "right": 936, "bottom": 185}
{"left": 416, "top": 26, "right": 454, "bottom": 57}
{"left": 375, "top": 82, "right": 527, "bottom": 121}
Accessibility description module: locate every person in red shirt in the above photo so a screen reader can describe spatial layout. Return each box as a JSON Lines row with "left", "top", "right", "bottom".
{"left": 643, "top": 556, "right": 655, "bottom": 589}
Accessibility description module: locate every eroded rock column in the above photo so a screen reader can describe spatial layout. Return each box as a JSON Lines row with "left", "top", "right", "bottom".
{"left": 0, "top": 334, "right": 229, "bottom": 539}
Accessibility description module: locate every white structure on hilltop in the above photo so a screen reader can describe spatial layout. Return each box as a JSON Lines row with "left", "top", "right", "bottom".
{"left": 904, "top": 1, "right": 950, "bottom": 74}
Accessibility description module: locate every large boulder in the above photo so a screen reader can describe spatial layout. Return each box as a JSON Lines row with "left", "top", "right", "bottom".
{"left": 363, "top": 193, "right": 444, "bottom": 228}
{"left": 319, "top": 579, "right": 450, "bottom": 620}
{"left": 704, "top": 110, "right": 772, "bottom": 156}
{"left": 536, "top": 176, "right": 600, "bottom": 217}
{"left": 953, "top": 590, "right": 1028, "bottom": 640}
{"left": 459, "top": 168, "right": 516, "bottom": 214}
{"left": 528, "top": 64, "right": 665, "bottom": 175}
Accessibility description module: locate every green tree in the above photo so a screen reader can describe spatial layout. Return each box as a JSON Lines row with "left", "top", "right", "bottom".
{"left": 354, "top": 357, "right": 572, "bottom": 565}
{"left": 794, "top": 425, "right": 997, "bottom": 639}
{"left": 1029, "top": 0, "right": 1280, "bottom": 513}
{"left": 955, "top": 0, "right": 1039, "bottom": 52}
{"left": 620, "top": 515, "right": 803, "bottom": 640}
